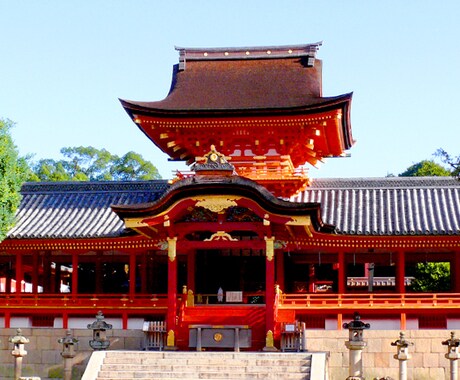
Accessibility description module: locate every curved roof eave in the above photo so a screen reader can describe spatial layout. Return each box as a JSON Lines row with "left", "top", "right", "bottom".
{"left": 111, "top": 175, "right": 336, "bottom": 233}
{"left": 119, "top": 93, "right": 352, "bottom": 118}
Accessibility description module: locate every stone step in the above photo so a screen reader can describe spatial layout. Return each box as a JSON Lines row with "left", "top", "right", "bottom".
{"left": 83, "top": 350, "right": 325, "bottom": 380}
{"left": 103, "top": 362, "right": 308, "bottom": 373}
{"left": 97, "top": 371, "right": 309, "bottom": 379}
{"left": 103, "top": 357, "right": 311, "bottom": 365}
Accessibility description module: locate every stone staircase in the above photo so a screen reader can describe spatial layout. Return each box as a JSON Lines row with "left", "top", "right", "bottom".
{"left": 82, "top": 350, "right": 329, "bottom": 380}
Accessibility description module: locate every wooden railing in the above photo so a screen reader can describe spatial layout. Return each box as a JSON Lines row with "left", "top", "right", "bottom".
{"left": 188, "top": 292, "right": 265, "bottom": 305}
{"left": 0, "top": 293, "right": 168, "bottom": 309}
{"left": 279, "top": 293, "right": 460, "bottom": 309}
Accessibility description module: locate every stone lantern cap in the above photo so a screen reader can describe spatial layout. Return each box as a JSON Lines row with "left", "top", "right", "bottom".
{"left": 87, "top": 311, "right": 113, "bottom": 330}
{"left": 9, "top": 328, "right": 30, "bottom": 344}
{"left": 58, "top": 329, "right": 79, "bottom": 345}
{"left": 442, "top": 331, "right": 460, "bottom": 347}
{"left": 343, "top": 312, "right": 370, "bottom": 331}
{"left": 391, "top": 332, "right": 413, "bottom": 348}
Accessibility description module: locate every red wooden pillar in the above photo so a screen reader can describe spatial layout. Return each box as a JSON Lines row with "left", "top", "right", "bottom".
{"left": 15, "top": 253, "right": 23, "bottom": 294}
{"left": 338, "top": 251, "right": 346, "bottom": 294}
{"left": 166, "top": 237, "right": 178, "bottom": 349}
{"left": 187, "top": 251, "right": 196, "bottom": 292}
{"left": 396, "top": 250, "right": 405, "bottom": 294}
{"left": 5, "top": 260, "right": 12, "bottom": 294}
{"left": 122, "top": 311, "right": 128, "bottom": 330}
{"left": 129, "top": 253, "right": 136, "bottom": 298}
{"left": 43, "top": 251, "right": 51, "bottom": 293}
{"left": 62, "top": 312, "right": 69, "bottom": 329}
{"left": 95, "top": 251, "right": 103, "bottom": 294}
{"left": 54, "top": 263, "right": 61, "bottom": 293}
{"left": 32, "top": 252, "right": 39, "bottom": 294}
{"left": 400, "top": 312, "right": 407, "bottom": 330}
{"left": 264, "top": 237, "right": 277, "bottom": 351}
{"left": 140, "top": 253, "right": 147, "bottom": 293}
{"left": 275, "top": 251, "right": 285, "bottom": 290}
{"left": 71, "top": 253, "right": 79, "bottom": 298}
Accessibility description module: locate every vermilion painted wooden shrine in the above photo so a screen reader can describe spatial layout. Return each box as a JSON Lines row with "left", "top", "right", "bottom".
{"left": 1, "top": 43, "right": 459, "bottom": 351}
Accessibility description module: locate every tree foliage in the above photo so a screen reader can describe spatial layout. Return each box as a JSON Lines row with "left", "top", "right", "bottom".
{"left": 410, "top": 262, "right": 451, "bottom": 292}
{"left": 435, "top": 148, "right": 460, "bottom": 179}
{"left": 399, "top": 160, "right": 451, "bottom": 177}
{"left": 30, "top": 146, "right": 161, "bottom": 181}
{"left": 0, "top": 119, "right": 30, "bottom": 241}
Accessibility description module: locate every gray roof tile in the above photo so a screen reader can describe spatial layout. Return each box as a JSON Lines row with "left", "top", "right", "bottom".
{"left": 7, "top": 181, "right": 169, "bottom": 239}
{"left": 6, "top": 177, "right": 460, "bottom": 240}
{"left": 293, "top": 177, "right": 460, "bottom": 235}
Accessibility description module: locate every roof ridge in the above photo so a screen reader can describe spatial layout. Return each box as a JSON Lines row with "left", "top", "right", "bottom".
{"left": 175, "top": 43, "right": 322, "bottom": 68}
{"left": 308, "top": 177, "right": 460, "bottom": 189}
{"left": 21, "top": 180, "right": 169, "bottom": 193}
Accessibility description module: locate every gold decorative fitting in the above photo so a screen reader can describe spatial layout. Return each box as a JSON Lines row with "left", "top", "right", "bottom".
{"left": 263, "top": 214, "right": 270, "bottom": 226}
{"left": 265, "top": 236, "right": 275, "bottom": 261}
{"left": 204, "top": 231, "right": 238, "bottom": 242}
{"left": 167, "top": 330, "right": 175, "bottom": 347}
{"left": 194, "top": 196, "right": 239, "bottom": 213}
{"left": 167, "top": 237, "right": 177, "bottom": 262}
{"left": 265, "top": 330, "right": 275, "bottom": 348}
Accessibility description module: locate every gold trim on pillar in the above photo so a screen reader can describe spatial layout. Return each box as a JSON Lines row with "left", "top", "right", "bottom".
{"left": 265, "top": 236, "right": 275, "bottom": 261}
{"left": 167, "top": 330, "right": 175, "bottom": 347}
{"left": 263, "top": 330, "right": 278, "bottom": 352}
{"left": 167, "top": 237, "right": 177, "bottom": 262}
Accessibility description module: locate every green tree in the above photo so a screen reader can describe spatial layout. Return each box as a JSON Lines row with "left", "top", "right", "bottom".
{"left": 435, "top": 148, "right": 460, "bottom": 179}
{"left": 399, "top": 160, "right": 451, "bottom": 177}
{"left": 0, "top": 119, "right": 30, "bottom": 241}
{"left": 410, "top": 262, "right": 451, "bottom": 292}
{"left": 399, "top": 158, "right": 453, "bottom": 293}
{"left": 31, "top": 146, "right": 161, "bottom": 181}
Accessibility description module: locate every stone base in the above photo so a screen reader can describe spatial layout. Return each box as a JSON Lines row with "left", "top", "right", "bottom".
{"left": 262, "top": 345, "right": 279, "bottom": 352}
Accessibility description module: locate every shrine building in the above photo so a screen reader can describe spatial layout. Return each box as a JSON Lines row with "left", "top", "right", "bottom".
{"left": 1, "top": 43, "right": 459, "bottom": 351}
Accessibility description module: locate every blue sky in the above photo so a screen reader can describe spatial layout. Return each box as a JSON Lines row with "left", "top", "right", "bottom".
{"left": 1, "top": 1, "right": 459, "bottom": 179}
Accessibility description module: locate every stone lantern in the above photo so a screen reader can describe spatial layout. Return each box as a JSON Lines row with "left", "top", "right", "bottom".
{"left": 58, "top": 329, "right": 79, "bottom": 380}
{"left": 343, "top": 312, "right": 370, "bottom": 380}
{"left": 87, "top": 311, "right": 113, "bottom": 350}
{"left": 443, "top": 331, "right": 460, "bottom": 380}
{"left": 9, "top": 328, "right": 30, "bottom": 380}
{"left": 391, "top": 332, "right": 413, "bottom": 380}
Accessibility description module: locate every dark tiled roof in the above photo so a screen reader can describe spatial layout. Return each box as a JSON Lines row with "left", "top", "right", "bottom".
{"left": 292, "top": 177, "right": 460, "bottom": 235}
{"left": 7, "top": 181, "right": 169, "bottom": 239}
{"left": 6, "top": 177, "right": 460, "bottom": 240}
{"left": 121, "top": 44, "right": 352, "bottom": 114}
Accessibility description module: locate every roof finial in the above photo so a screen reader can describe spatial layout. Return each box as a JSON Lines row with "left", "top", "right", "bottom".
{"left": 192, "top": 146, "right": 235, "bottom": 175}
